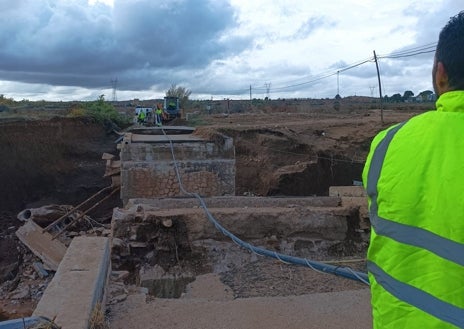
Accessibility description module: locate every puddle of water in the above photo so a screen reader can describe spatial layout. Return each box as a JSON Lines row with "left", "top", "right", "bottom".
{"left": 142, "top": 276, "right": 195, "bottom": 298}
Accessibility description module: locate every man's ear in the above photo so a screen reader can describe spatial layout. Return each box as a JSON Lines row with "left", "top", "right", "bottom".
{"left": 435, "top": 62, "right": 450, "bottom": 94}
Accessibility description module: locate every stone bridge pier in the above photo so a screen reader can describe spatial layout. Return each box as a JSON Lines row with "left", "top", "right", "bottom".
{"left": 118, "top": 127, "right": 236, "bottom": 205}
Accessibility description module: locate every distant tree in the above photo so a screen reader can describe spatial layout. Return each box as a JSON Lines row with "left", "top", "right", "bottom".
{"left": 82, "top": 95, "right": 129, "bottom": 127}
{"left": 390, "top": 93, "right": 403, "bottom": 103}
{"left": 418, "top": 90, "right": 434, "bottom": 102}
{"left": 402, "top": 90, "right": 414, "bottom": 101}
{"left": 166, "top": 84, "right": 191, "bottom": 108}
{"left": 0, "top": 94, "right": 15, "bottom": 106}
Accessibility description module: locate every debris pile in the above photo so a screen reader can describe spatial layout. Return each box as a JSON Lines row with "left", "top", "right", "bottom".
{"left": 0, "top": 205, "right": 113, "bottom": 320}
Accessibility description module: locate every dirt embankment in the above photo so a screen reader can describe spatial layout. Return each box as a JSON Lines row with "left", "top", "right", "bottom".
{"left": 215, "top": 126, "right": 367, "bottom": 196}
{"left": 0, "top": 116, "right": 122, "bottom": 319}
{"left": 197, "top": 110, "right": 414, "bottom": 197}
{"left": 0, "top": 109, "right": 419, "bottom": 212}
{"left": 0, "top": 117, "right": 120, "bottom": 213}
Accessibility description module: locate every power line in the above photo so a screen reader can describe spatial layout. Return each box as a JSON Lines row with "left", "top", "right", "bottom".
{"left": 377, "top": 43, "right": 436, "bottom": 58}
{"left": 253, "top": 58, "right": 374, "bottom": 93}
{"left": 253, "top": 43, "right": 434, "bottom": 94}
{"left": 377, "top": 43, "right": 436, "bottom": 59}
{"left": 203, "top": 42, "right": 436, "bottom": 97}
{"left": 379, "top": 49, "right": 436, "bottom": 59}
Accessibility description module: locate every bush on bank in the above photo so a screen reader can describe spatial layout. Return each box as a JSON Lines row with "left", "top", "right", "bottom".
{"left": 71, "top": 95, "right": 130, "bottom": 128}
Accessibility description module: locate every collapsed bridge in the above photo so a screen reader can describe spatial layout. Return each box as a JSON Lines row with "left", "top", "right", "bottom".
{"left": 14, "top": 125, "right": 371, "bottom": 329}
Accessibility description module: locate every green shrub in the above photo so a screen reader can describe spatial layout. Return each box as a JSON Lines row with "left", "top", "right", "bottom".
{"left": 83, "top": 95, "right": 130, "bottom": 127}
{"left": 68, "top": 107, "right": 86, "bottom": 117}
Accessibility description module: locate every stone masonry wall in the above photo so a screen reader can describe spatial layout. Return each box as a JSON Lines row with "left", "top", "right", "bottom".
{"left": 120, "top": 135, "right": 235, "bottom": 205}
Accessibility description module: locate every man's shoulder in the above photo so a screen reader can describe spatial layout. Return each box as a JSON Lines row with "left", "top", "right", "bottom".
{"left": 376, "top": 111, "right": 435, "bottom": 135}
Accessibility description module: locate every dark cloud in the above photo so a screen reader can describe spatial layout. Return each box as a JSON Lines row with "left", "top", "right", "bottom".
{"left": 2, "top": 1, "right": 461, "bottom": 101}
{"left": 0, "top": 0, "right": 249, "bottom": 90}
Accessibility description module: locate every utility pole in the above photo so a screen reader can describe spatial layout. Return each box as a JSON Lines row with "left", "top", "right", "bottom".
{"left": 337, "top": 71, "right": 340, "bottom": 96}
{"left": 249, "top": 85, "right": 252, "bottom": 108}
{"left": 373, "top": 50, "right": 384, "bottom": 124}
{"left": 111, "top": 78, "right": 118, "bottom": 102}
{"left": 264, "top": 82, "right": 271, "bottom": 100}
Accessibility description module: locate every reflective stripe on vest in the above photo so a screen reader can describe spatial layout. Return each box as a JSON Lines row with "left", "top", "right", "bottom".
{"left": 366, "top": 121, "right": 464, "bottom": 328}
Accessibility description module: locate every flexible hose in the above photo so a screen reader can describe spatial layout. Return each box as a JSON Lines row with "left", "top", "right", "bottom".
{"left": 161, "top": 128, "right": 369, "bottom": 285}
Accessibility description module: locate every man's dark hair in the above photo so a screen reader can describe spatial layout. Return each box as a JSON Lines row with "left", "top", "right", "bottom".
{"left": 436, "top": 11, "right": 464, "bottom": 90}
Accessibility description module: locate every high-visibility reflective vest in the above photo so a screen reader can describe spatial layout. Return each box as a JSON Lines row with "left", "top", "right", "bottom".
{"left": 362, "top": 91, "right": 464, "bottom": 329}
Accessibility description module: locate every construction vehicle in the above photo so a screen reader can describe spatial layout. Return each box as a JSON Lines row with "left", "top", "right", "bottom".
{"left": 163, "top": 96, "right": 181, "bottom": 121}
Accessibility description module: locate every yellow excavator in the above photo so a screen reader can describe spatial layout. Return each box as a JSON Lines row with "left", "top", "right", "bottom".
{"left": 163, "top": 96, "right": 180, "bottom": 121}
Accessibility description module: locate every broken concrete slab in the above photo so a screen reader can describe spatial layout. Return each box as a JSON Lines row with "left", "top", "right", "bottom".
{"left": 33, "top": 237, "right": 110, "bottom": 329}
{"left": 15, "top": 220, "right": 67, "bottom": 271}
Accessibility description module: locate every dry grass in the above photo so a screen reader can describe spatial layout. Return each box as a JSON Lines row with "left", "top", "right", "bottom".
{"left": 89, "top": 303, "right": 109, "bottom": 329}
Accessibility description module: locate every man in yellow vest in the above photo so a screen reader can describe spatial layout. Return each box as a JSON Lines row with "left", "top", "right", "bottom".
{"left": 363, "top": 11, "right": 464, "bottom": 328}
{"left": 137, "top": 109, "right": 146, "bottom": 125}
{"left": 154, "top": 103, "right": 163, "bottom": 126}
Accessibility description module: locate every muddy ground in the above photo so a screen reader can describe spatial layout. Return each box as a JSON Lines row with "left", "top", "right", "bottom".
{"left": 0, "top": 104, "right": 425, "bottom": 320}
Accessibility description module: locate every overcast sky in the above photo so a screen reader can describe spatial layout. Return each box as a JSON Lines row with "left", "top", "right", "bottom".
{"left": 0, "top": 0, "right": 461, "bottom": 101}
